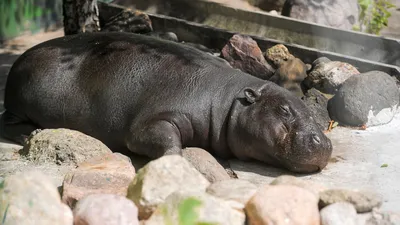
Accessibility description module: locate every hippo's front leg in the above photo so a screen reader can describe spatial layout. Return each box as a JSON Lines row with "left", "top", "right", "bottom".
{"left": 127, "top": 120, "right": 183, "bottom": 159}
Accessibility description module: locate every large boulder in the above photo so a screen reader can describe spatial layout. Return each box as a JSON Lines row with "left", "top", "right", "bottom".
{"left": 281, "top": 0, "right": 359, "bottom": 30}
{"left": 126, "top": 155, "right": 210, "bottom": 220}
{"left": 73, "top": 193, "right": 139, "bottom": 225}
{"left": 61, "top": 152, "right": 136, "bottom": 208}
{"left": 245, "top": 185, "right": 320, "bottom": 225}
{"left": 145, "top": 191, "right": 246, "bottom": 225}
{"left": 328, "top": 71, "right": 400, "bottom": 127}
{"left": 182, "top": 147, "right": 231, "bottom": 183}
{"left": 0, "top": 171, "right": 73, "bottom": 225}
{"left": 221, "top": 34, "right": 275, "bottom": 80}
{"left": 20, "top": 128, "right": 112, "bottom": 166}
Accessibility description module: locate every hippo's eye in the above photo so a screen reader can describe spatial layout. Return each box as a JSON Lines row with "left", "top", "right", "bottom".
{"left": 279, "top": 105, "right": 291, "bottom": 116}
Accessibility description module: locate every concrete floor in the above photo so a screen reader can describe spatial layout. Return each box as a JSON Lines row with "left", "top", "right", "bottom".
{"left": 230, "top": 109, "right": 400, "bottom": 211}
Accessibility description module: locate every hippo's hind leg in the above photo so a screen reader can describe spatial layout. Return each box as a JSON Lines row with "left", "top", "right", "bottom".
{"left": 126, "top": 120, "right": 183, "bottom": 159}
{"left": 0, "top": 110, "right": 39, "bottom": 145}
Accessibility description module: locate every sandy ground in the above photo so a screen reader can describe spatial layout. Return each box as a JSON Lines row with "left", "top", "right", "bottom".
{"left": 0, "top": 22, "right": 400, "bottom": 212}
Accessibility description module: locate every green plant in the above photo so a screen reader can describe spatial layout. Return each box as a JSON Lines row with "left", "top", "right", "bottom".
{"left": 354, "top": 0, "right": 395, "bottom": 35}
{"left": 162, "top": 197, "right": 217, "bottom": 225}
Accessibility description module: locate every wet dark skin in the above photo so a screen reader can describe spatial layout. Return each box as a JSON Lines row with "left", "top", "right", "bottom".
{"left": 0, "top": 32, "right": 332, "bottom": 173}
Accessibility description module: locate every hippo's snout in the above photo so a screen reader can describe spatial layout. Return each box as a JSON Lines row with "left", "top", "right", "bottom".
{"left": 283, "top": 130, "right": 333, "bottom": 173}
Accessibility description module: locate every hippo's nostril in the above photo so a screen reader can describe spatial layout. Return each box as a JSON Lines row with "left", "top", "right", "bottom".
{"left": 312, "top": 134, "right": 321, "bottom": 145}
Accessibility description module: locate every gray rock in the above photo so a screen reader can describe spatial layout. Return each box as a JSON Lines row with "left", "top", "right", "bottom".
{"left": 182, "top": 147, "right": 231, "bottom": 183}
{"left": 126, "top": 155, "right": 210, "bottom": 220}
{"left": 282, "top": 0, "right": 359, "bottom": 30}
{"left": 206, "top": 179, "right": 258, "bottom": 209}
{"left": 365, "top": 208, "right": 400, "bottom": 225}
{"left": 328, "top": 71, "right": 400, "bottom": 127}
{"left": 319, "top": 189, "right": 383, "bottom": 213}
{"left": 145, "top": 191, "right": 246, "bottom": 225}
{"left": 301, "top": 88, "right": 331, "bottom": 131}
{"left": 20, "top": 128, "right": 112, "bottom": 166}
{"left": 73, "top": 194, "right": 139, "bottom": 225}
{"left": 320, "top": 202, "right": 358, "bottom": 225}
{"left": 0, "top": 171, "right": 73, "bottom": 225}
{"left": 304, "top": 57, "right": 360, "bottom": 94}
{"left": 270, "top": 175, "right": 326, "bottom": 198}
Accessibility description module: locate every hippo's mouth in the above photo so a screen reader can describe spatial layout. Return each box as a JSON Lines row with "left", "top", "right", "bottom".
{"left": 275, "top": 156, "right": 323, "bottom": 173}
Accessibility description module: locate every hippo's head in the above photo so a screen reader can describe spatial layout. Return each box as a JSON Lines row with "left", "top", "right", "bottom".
{"left": 227, "top": 82, "right": 332, "bottom": 173}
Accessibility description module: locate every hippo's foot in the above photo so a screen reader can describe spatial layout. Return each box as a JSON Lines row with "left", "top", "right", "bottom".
{"left": 127, "top": 120, "right": 183, "bottom": 159}
{"left": 0, "top": 110, "right": 39, "bottom": 146}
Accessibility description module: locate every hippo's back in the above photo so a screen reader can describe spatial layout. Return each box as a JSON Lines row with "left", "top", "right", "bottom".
{"left": 4, "top": 32, "right": 261, "bottom": 148}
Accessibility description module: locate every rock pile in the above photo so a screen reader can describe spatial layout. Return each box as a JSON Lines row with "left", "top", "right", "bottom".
{"left": 0, "top": 135, "right": 397, "bottom": 224}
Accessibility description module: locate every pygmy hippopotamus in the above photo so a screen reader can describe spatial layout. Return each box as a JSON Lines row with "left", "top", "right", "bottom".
{"left": 0, "top": 32, "right": 333, "bottom": 173}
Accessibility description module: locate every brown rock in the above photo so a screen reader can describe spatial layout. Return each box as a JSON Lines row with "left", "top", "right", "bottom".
{"left": 126, "top": 155, "right": 210, "bottom": 220}
{"left": 245, "top": 185, "right": 320, "bottom": 225}
{"left": 268, "top": 57, "right": 309, "bottom": 97}
{"left": 73, "top": 193, "right": 139, "bottom": 225}
{"left": 221, "top": 34, "right": 275, "bottom": 80}
{"left": 182, "top": 147, "right": 231, "bottom": 183}
{"left": 319, "top": 189, "right": 383, "bottom": 213}
{"left": 270, "top": 175, "right": 326, "bottom": 197}
{"left": 265, "top": 44, "right": 294, "bottom": 67}
{"left": 20, "top": 128, "right": 112, "bottom": 166}
{"left": 102, "top": 9, "right": 153, "bottom": 34}
{"left": 206, "top": 179, "right": 257, "bottom": 209}
{"left": 61, "top": 152, "right": 135, "bottom": 208}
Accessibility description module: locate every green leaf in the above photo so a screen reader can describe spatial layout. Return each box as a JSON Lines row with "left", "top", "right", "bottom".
{"left": 178, "top": 197, "right": 202, "bottom": 225}
{"left": 381, "top": 163, "right": 388, "bottom": 168}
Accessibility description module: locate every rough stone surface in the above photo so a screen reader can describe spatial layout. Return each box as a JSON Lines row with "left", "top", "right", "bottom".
{"left": 365, "top": 208, "right": 400, "bottom": 225}
{"left": 73, "top": 193, "right": 139, "bottom": 225}
{"left": 282, "top": 0, "right": 359, "bottom": 30}
{"left": 20, "top": 128, "right": 112, "bottom": 166}
{"left": 265, "top": 44, "right": 294, "bottom": 68}
{"left": 101, "top": 9, "right": 153, "bottom": 34}
{"left": 270, "top": 175, "right": 327, "bottom": 197}
{"left": 182, "top": 147, "right": 231, "bottom": 183}
{"left": 126, "top": 155, "right": 210, "bottom": 220}
{"left": 328, "top": 71, "right": 400, "bottom": 127}
{"left": 320, "top": 202, "right": 358, "bottom": 225}
{"left": 245, "top": 185, "right": 320, "bottom": 225}
{"left": 301, "top": 88, "right": 332, "bottom": 131}
{"left": 61, "top": 152, "right": 135, "bottom": 208}
{"left": 269, "top": 57, "right": 309, "bottom": 97}
{"left": 221, "top": 34, "right": 275, "bottom": 80}
{"left": 319, "top": 189, "right": 383, "bottom": 213}
{"left": 0, "top": 171, "right": 73, "bottom": 225}
{"left": 206, "top": 179, "right": 258, "bottom": 209}
{"left": 145, "top": 191, "right": 246, "bottom": 225}
{"left": 304, "top": 57, "right": 360, "bottom": 94}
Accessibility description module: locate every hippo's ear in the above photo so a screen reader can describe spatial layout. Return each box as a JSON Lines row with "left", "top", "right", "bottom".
{"left": 244, "top": 88, "right": 261, "bottom": 104}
